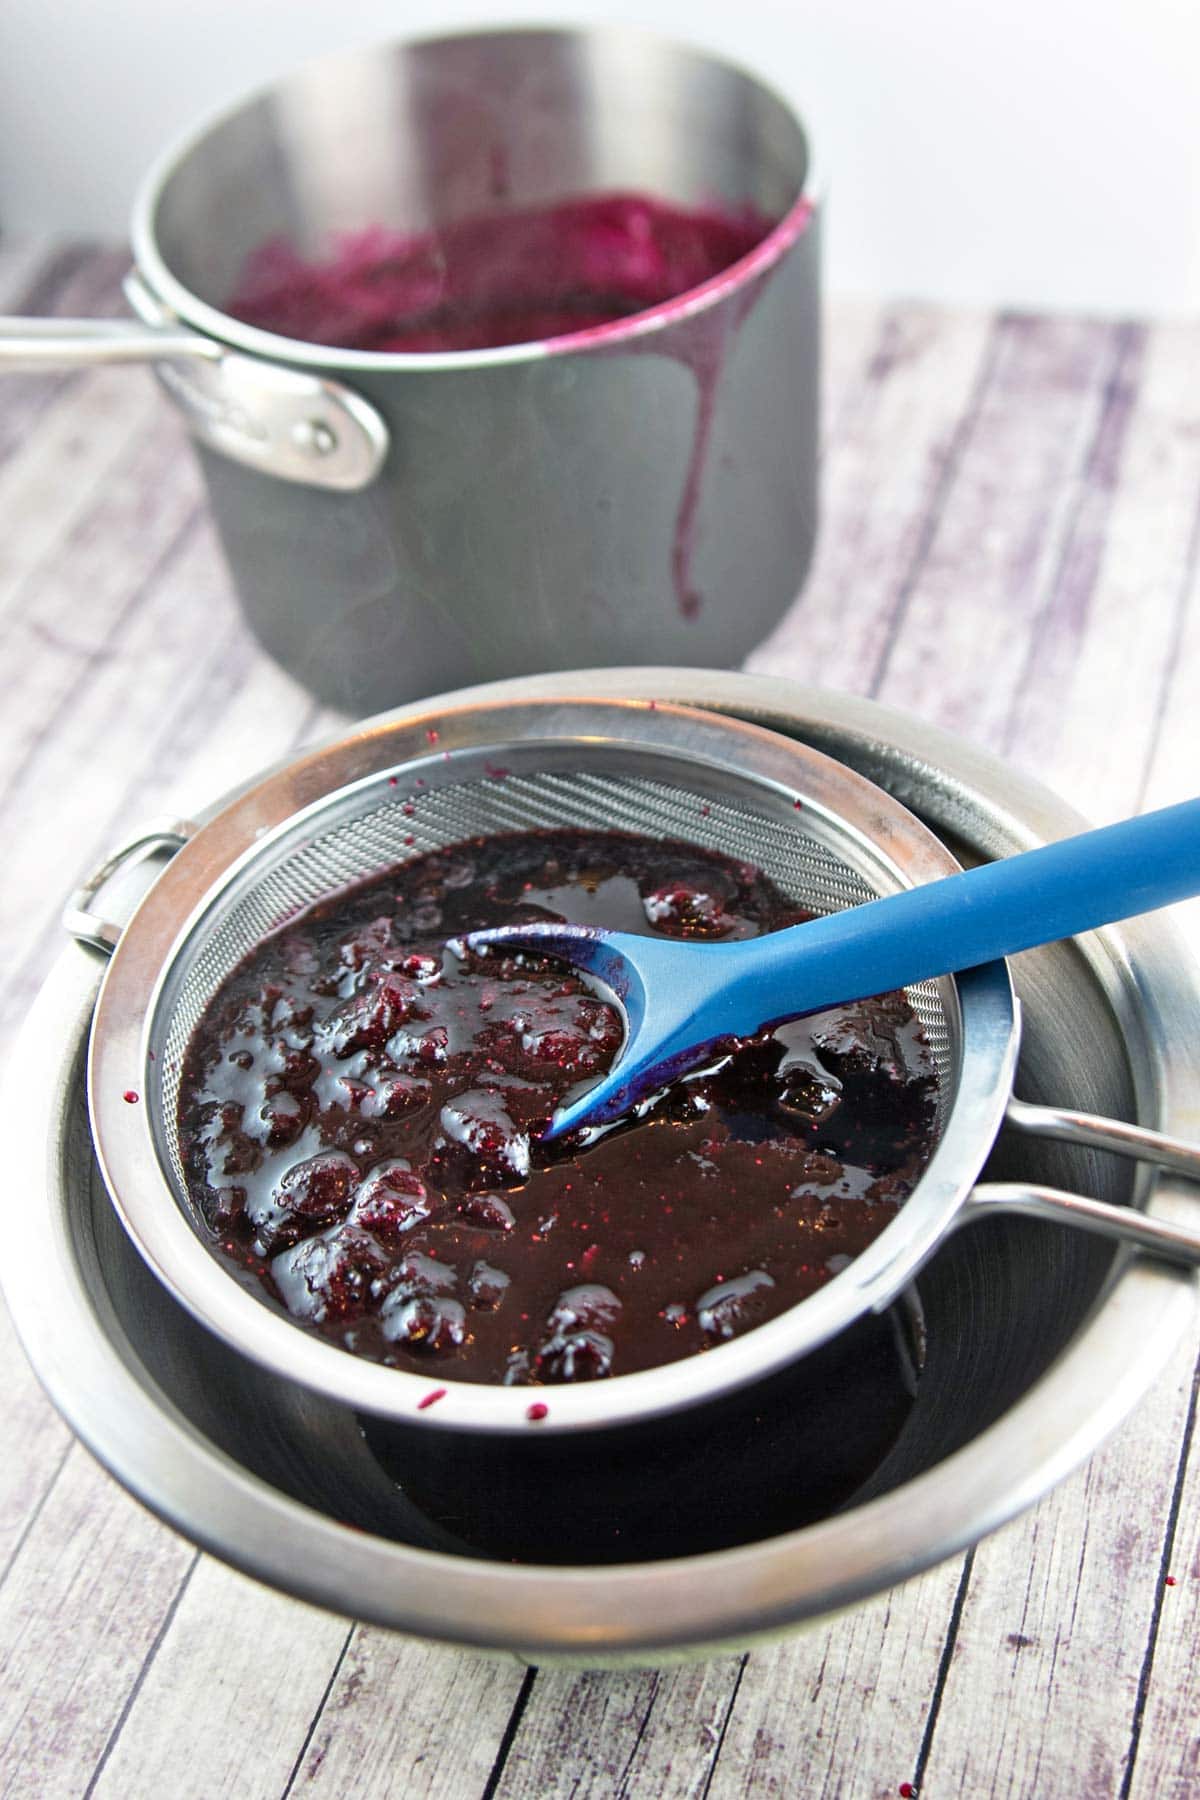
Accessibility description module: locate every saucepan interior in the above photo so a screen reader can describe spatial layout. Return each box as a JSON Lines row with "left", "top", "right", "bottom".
{"left": 133, "top": 26, "right": 814, "bottom": 367}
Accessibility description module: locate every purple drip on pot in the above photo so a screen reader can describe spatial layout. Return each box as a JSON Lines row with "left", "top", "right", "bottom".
{"left": 227, "top": 190, "right": 814, "bottom": 622}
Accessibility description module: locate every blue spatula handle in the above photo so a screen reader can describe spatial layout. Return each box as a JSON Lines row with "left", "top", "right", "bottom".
{"left": 728, "top": 795, "right": 1200, "bottom": 1024}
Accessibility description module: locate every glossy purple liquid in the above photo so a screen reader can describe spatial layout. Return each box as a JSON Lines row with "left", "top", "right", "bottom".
{"left": 177, "top": 829, "right": 938, "bottom": 1387}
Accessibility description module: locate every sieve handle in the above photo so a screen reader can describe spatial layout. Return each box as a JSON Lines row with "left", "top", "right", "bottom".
{"left": 964, "top": 1183, "right": 1200, "bottom": 1269}
{"left": 1005, "top": 1097, "right": 1200, "bottom": 1183}
{"left": 64, "top": 819, "right": 196, "bottom": 954}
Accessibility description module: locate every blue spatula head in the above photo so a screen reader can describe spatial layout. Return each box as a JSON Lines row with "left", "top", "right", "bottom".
{"left": 464, "top": 795, "right": 1200, "bottom": 1141}
{"left": 460, "top": 921, "right": 756, "bottom": 1139}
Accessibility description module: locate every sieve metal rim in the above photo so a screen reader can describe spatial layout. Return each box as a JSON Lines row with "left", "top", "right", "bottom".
{"left": 86, "top": 698, "right": 1017, "bottom": 1434}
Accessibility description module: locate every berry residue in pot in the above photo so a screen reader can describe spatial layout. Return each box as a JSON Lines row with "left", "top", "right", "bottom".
{"left": 225, "top": 192, "right": 776, "bottom": 353}
{"left": 176, "top": 829, "right": 938, "bottom": 1385}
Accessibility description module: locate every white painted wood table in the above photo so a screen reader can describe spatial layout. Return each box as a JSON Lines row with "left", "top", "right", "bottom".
{"left": 2, "top": 242, "right": 1199, "bottom": 1799}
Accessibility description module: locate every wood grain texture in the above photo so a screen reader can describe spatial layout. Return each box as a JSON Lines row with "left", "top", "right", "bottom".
{"left": 1125, "top": 1354, "right": 1200, "bottom": 1800}
{"left": 2, "top": 247, "right": 1200, "bottom": 1798}
{"left": 748, "top": 303, "right": 995, "bottom": 692}
{"left": 492, "top": 1657, "right": 745, "bottom": 1800}
{"left": 869, "top": 314, "right": 1128, "bottom": 738}
{"left": 827, "top": 308, "right": 1200, "bottom": 1800}
{"left": 917, "top": 1346, "right": 1197, "bottom": 1800}
{"left": 0, "top": 368, "right": 166, "bottom": 627}
{"left": 285, "top": 1629, "right": 527, "bottom": 1798}
{"left": 0, "top": 244, "right": 135, "bottom": 471}
{"left": 1001, "top": 318, "right": 1200, "bottom": 821}
{"left": 87, "top": 1561, "right": 351, "bottom": 1800}
{"left": 705, "top": 1563, "right": 970, "bottom": 1799}
{"left": 0, "top": 1449, "right": 195, "bottom": 1799}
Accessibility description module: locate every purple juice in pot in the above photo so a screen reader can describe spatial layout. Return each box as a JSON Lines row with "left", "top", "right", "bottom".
{"left": 226, "top": 192, "right": 778, "bottom": 353}
{"left": 226, "top": 189, "right": 804, "bottom": 620}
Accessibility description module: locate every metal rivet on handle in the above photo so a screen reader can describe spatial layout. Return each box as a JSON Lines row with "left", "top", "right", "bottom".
{"left": 292, "top": 419, "right": 338, "bottom": 456}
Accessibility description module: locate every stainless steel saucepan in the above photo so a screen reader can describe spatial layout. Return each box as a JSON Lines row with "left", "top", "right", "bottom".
{"left": 0, "top": 30, "right": 820, "bottom": 713}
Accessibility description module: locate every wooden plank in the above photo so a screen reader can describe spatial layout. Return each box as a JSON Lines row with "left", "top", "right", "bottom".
{"left": 0, "top": 256, "right": 224, "bottom": 1800}
{"left": 704, "top": 1563, "right": 968, "bottom": 1798}
{"left": 748, "top": 302, "right": 996, "bottom": 690}
{"left": 1107, "top": 435, "right": 1200, "bottom": 1800}
{"left": 87, "top": 1559, "right": 351, "bottom": 1800}
{"left": 0, "top": 366, "right": 169, "bottom": 622}
{"left": 819, "top": 295, "right": 887, "bottom": 448}
{"left": 716, "top": 311, "right": 1131, "bottom": 1800}
{"left": 0, "top": 1296, "right": 72, "bottom": 1578}
{"left": 124, "top": 609, "right": 325, "bottom": 827}
{"left": 879, "top": 313, "right": 1200, "bottom": 1797}
{"left": 1134, "top": 423, "right": 1200, "bottom": 961}
{"left": 0, "top": 1448, "right": 194, "bottom": 1799}
{"left": 1137, "top": 443, "right": 1200, "bottom": 820}
{"left": 492, "top": 1657, "right": 743, "bottom": 1800}
{"left": 286, "top": 1627, "right": 526, "bottom": 1798}
{"left": 0, "top": 240, "right": 126, "bottom": 317}
{"left": 0, "top": 517, "right": 312, "bottom": 1042}
{"left": 0, "top": 502, "right": 205, "bottom": 1019}
{"left": 0, "top": 518, "right": 326, "bottom": 1054}
{"left": 732, "top": 310, "right": 1194, "bottom": 1800}
{"left": 0, "top": 476, "right": 330, "bottom": 1795}
{"left": 1124, "top": 1364, "right": 1200, "bottom": 1800}
{"left": 917, "top": 1341, "right": 1197, "bottom": 1800}
{"left": 0, "top": 239, "right": 60, "bottom": 307}
{"left": 0, "top": 243, "right": 133, "bottom": 470}
{"left": 1000, "top": 318, "right": 1200, "bottom": 820}
{"left": 0, "top": 405, "right": 203, "bottom": 779}
{"left": 873, "top": 313, "right": 1127, "bottom": 738}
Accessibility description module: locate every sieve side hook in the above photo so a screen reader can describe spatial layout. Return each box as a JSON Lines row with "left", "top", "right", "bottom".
{"left": 64, "top": 819, "right": 196, "bottom": 955}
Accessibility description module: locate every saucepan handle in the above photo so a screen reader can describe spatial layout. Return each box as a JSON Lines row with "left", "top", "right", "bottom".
{"left": 0, "top": 274, "right": 389, "bottom": 491}
{"left": 0, "top": 316, "right": 219, "bottom": 370}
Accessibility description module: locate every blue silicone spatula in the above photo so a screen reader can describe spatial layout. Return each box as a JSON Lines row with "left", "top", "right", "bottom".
{"left": 464, "top": 796, "right": 1200, "bottom": 1140}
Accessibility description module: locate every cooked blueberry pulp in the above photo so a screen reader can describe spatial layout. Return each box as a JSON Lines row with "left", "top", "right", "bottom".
{"left": 226, "top": 191, "right": 775, "bottom": 352}
{"left": 177, "top": 830, "right": 938, "bottom": 1385}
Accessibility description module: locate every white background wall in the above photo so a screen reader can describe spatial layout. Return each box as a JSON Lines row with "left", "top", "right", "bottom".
{"left": 2, "top": 0, "right": 1197, "bottom": 316}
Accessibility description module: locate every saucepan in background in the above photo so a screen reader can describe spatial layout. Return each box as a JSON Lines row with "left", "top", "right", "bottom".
{"left": 0, "top": 28, "right": 819, "bottom": 713}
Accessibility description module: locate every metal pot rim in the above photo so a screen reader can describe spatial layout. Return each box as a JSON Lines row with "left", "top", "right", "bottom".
{"left": 7, "top": 670, "right": 1198, "bottom": 1658}
{"left": 128, "top": 23, "right": 822, "bottom": 376}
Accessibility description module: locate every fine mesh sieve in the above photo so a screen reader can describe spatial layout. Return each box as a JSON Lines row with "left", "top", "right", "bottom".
{"left": 85, "top": 697, "right": 1022, "bottom": 1434}
{"left": 152, "top": 760, "right": 956, "bottom": 1200}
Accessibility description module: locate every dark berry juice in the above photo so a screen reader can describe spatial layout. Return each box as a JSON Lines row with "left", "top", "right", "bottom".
{"left": 177, "top": 830, "right": 938, "bottom": 1386}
